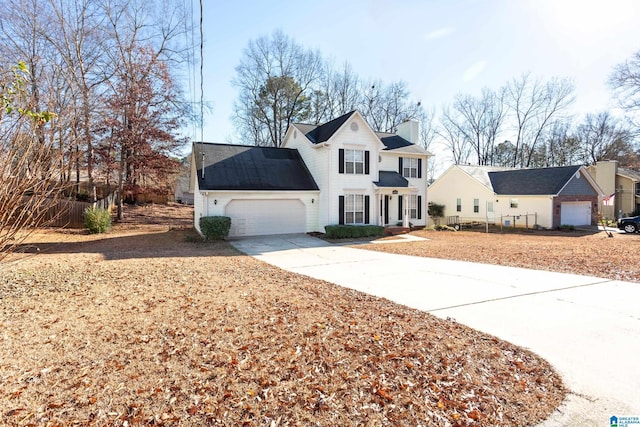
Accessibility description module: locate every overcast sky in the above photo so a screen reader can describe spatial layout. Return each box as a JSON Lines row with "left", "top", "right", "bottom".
{"left": 187, "top": 0, "right": 640, "bottom": 168}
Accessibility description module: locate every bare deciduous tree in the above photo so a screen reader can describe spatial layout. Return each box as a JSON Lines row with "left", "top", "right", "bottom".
{"left": 1, "top": 63, "right": 63, "bottom": 260}
{"left": 577, "top": 111, "right": 636, "bottom": 165}
{"left": 233, "top": 30, "right": 323, "bottom": 147}
{"left": 503, "top": 73, "right": 575, "bottom": 167}
{"left": 609, "top": 49, "right": 640, "bottom": 113}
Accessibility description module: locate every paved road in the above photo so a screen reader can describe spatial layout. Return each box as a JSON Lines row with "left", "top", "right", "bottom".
{"left": 231, "top": 234, "right": 640, "bottom": 426}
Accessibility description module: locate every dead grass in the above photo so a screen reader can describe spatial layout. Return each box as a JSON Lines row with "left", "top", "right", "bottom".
{"left": 0, "top": 205, "right": 565, "bottom": 426}
{"left": 357, "top": 228, "right": 640, "bottom": 283}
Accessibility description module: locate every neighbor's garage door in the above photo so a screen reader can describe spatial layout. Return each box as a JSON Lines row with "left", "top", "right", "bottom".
{"left": 561, "top": 202, "right": 591, "bottom": 225}
{"left": 225, "top": 199, "right": 306, "bottom": 237}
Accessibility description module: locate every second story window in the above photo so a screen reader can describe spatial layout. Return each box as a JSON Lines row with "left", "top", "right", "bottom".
{"left": 402, "top": 157, "right": 418, "bottom": 178}
{"left": 345, "top": 149, "right": 364, "bottom": 174}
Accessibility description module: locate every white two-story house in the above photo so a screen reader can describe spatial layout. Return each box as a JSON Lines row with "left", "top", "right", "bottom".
{"left": 191, "top": 110, "right": 432, "bottom": 237}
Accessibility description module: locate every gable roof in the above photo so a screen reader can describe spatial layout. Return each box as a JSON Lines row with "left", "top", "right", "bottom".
{"left": 295, "top": 111, "right": 356, "bottom": 143}
{"left": 291, "top": 111, "right": 431, "bottom": 156}
{"left": 192, "top": 143, "right": 318, "bottom": 191}
{"left": 489, "top": 165, "right": 583, "bottom": 195}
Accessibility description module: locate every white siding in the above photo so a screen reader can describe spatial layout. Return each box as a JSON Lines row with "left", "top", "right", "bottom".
{"left": 283, "top": 129, "right": 330, "bottom": 229}
{"left": 282, "top": 112, "right": 429, "bottom": 230}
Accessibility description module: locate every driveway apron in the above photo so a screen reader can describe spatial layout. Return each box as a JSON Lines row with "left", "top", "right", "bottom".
{"left": 230, "top": 234, "right": 640, "bottom": 426}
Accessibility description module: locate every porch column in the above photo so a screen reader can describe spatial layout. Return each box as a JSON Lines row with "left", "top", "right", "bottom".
{"left": 403, "top": 196, "right": 409, "bottom": 228}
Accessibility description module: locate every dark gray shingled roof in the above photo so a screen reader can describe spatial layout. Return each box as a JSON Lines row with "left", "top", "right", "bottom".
{"left": 293, "top": 111, "right": 415, "bottom": 151}
{"left": 299, "top": 111, "right": 355, "bottom": 143}
{"left": 193, "top": 143, "right": 318, "bottom": 191}
{"left": 374, "top": 171, "right": 409, "bottom": 187}
{"left": 488, "top": 165, "right": 582, "bottom": 195}
{"left": 375, "top": 133, "right": 413, "bottom": 150}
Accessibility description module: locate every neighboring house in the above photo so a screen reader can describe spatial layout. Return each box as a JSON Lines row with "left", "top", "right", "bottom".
{"left": 586, "top": 160, "right": 640, "bottom": 219}
{"left": 174, "top": 175, "right": 194, "bottom": 205}
{"left": 190, "top": 110, "right": 432, "bottom": 237}
{"left": 428, "top": 164, "right": 603, "bottom": 229}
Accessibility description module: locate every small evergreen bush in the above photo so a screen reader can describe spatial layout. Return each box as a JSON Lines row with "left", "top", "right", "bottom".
{"left": 557, "top": 224, "right": 575, "bottom": 232}
{"left": 200, "top": 216, "right": 231, "bottom": 240}
{"left": 84, "top": 206, "right": 111, "bottom": 234}
{"left": 324, "top": 225, "right": 384, "bottom": 239}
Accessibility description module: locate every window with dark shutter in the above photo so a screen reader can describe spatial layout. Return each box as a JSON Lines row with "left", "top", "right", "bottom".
{"left": 418, "top": 159, "right": 422, "bottom": 178}
{"left": 418, "top": 195, "right": 422, "bottom": 219}
{"left": 339, "top": 196, "right": 345, "bottom": 224}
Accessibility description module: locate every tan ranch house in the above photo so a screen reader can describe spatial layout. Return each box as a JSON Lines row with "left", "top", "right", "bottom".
{"left": 428, "top": 164, "right": 604, "bottom": 229}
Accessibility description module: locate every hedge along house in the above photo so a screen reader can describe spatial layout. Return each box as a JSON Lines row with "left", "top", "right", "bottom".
{"left": 428, "top": 164, "right": 604, "bottom": 229}
{"left": 190, "top": 143, "right": 319, "bottom": 237}
{"left": 190, "top": 110, "right": 433, "bottom": 237}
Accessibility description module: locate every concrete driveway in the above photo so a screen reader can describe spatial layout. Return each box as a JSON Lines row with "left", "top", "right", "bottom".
{"left": 230, "top": 234, "right": 640, "bottom": 426}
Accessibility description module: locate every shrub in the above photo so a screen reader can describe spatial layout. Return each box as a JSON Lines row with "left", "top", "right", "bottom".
{"left": 557, "top": 224, "right": 575, "bottom": 232}
{"left": 84, "top": 206, "right": 111, "bottom": 234}
{"left": 324, "top": 224, "right": 384, "bottom": 239}
{"left": 200, "top": 216, "right": 231, "bottom": 240}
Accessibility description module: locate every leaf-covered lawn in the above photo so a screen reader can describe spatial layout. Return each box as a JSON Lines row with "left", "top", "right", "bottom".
{"left": 359, "top": 228, "right": 640, "bottom": 283}
{"left": 1, "top": 223, "right": 564, "bottom": 426}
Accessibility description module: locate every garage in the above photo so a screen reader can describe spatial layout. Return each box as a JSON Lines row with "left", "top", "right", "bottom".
{"left": 561, "top": 202, "right": 591, "bottom": 225}
{"left": 225, "top": 199, "right": 306, "bottom": 237}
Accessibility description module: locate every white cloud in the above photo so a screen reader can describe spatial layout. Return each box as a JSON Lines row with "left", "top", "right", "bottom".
{"left": 462, "top": 61, "right": 487, "bottom": 83}
{"left": 423, "top": 27, "right": 454, "bottom": 41}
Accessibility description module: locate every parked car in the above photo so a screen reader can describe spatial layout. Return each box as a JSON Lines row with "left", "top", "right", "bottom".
{"left": 617, "top": 216, "right": 640, "bottom": 233}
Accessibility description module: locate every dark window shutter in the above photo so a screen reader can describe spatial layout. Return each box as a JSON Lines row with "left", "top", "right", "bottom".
{"left": 418, "top": 195, "right": 422, "bottom": 219}
{"left": 384, "top": 196, "right": 389, "bottom": 224}
{"left": 398, "top": 157, "right": 403, "bottom": 174}
{"left": 365, "top": 195, "right": 370, "bottom": 224}
{"left": 365, "top": 151, "right": 370, "bottom": 175}
{"left": 339, "top": 196, "right": 345, "bottom": 224}
{"left": 339, "top": 149, "right": 345, "bottom": 174}
{"left": 418, "top": 159, "right": 422, "bottom": 178}
{"left": 398, "top": 195, "right": 403, "bottom": 220}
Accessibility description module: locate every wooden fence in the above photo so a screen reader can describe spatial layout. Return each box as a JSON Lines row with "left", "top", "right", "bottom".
{"left": 43, "top": 192, "right": 118, "bottom": 228}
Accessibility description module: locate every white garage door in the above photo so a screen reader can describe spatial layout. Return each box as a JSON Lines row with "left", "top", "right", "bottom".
{"left": 561, "top": 202, "right": 591, "bottom": 225}
{"left": 225, "top": 199, "right": 306, "bottom": 237}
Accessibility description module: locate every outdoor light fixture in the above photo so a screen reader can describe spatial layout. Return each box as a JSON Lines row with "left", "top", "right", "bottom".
{"left": 214, "top": 199, "right": 217, "bottom": 205}
{"left": 312, "top": 198, "right": 315, "bottom": 203}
